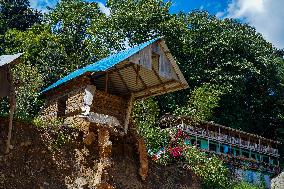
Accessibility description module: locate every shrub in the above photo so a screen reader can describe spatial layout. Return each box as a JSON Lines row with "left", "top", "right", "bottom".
{"left": 232, "top": 181, "right": 265, "bottom": 189}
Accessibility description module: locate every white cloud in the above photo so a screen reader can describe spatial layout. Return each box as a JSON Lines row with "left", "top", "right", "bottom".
{"left": 215, "top": 12, "right": 224, "bottom": 18}
{"left": 219, "top": 0, "right": 284, "bottom": 49}
{"left": 29, "top": 0, "right": 58, "bottom": 13}
{"left": 97, "top": 2, "right": 111, "bottom": 17}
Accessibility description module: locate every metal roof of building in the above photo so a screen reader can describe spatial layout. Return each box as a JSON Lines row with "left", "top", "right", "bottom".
{"left": 41, "top": 38, "right": 189, "bottom": 99}
{"left": 0, "top": 53, "right": 23, "bottom": 67}
{"left": 41, "top": 38, "right": 161, "bottom": 93}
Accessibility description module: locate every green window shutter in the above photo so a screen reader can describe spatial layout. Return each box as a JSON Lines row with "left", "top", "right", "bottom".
{"left": 201, "top": 139, "right": 209, "bottom": 150}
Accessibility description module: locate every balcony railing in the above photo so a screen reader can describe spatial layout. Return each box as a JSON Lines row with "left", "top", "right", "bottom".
{"left": 177, "top": 124, "right": 279, "bottom": 157}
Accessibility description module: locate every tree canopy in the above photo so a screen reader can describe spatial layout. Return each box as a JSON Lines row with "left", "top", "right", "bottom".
{"left": 0, "top": 0, "right": 43, "bottom": 120}
{"left": 0, "top": 0, "right": 41, "bottom": 54}
{"left": 103, "top": 0, "right": 284, "bottom": 140}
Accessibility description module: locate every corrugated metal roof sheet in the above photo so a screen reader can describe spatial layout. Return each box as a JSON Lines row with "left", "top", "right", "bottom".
{"left": 41, "top": 38, "right": 161, "bottom": 93}
{"left": 0, "top": 53, "right": 23, "bottom": 67}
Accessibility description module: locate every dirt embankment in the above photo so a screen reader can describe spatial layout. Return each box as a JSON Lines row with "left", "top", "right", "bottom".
{"left": 0, "top": 118, "right": 200, "bottom": 189}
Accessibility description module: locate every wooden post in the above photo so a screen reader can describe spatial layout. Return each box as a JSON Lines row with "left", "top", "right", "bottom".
{"left": 218, "top": 126, "right": 221, "bottom": 151}
{"left": 207, "top": 124, "right": 209, "bottom": 150}
{"left": 124, "top": 93, "right": 134, "bottom": 134}
{"left": 207, "top": 137, "right": 210, "bottom": 150}
{"left": 248, "top": 136, "right": 250, "bottom": 150}
{"left": 239, "top": 133, "right": 241, "bottom": 147}
{"left": 5, "top": 66, "right": 16, "bottom": 154}
{"left": 206, "top": 125, "right": 208, "bottom": 136}
{"left": 218, "top": 126, "right": 221, "bottom": 139}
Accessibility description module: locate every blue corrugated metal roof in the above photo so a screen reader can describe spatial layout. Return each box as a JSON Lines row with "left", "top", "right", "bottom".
{"left": 41, "top": 37, "right": 161, "bottom": 94}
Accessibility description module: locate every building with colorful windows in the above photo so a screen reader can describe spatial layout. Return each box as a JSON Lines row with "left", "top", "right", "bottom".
{"left": 159, "top": 114, "right": 281, "bottom": 188}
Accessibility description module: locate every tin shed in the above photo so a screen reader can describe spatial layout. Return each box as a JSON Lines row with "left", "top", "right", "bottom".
{"left": 0, "top": 53, "right": 22, "bottom": 154}
{"left": 41, "top": 37, "right": 188, "bottom": 133}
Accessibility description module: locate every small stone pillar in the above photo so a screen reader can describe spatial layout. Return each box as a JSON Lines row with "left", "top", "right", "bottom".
{"left": 94, "top": 127, "right": 114, "bottom": 189}
{"left": 138, "top": 137, "right": 149, "bottom": 181}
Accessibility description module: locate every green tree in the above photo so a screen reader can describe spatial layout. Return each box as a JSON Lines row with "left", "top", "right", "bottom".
{"left": 174, "top": 83, "right": 228, "bottom": 121}
{"left": 99, "top": 0, "right": 284, "bottom": 166}
{"left": 12, "top": 63, "right": 43, "bottom": 120}
{"left": 5, "top": 0, "right": 110, "bottom": 86}
{"left": 101, "top": 0, "right": 191, "bottom": 110}
{"left": 103, "top": 1, "right": 284, "bottom": 140}
{"left": 133, "top": 98, "right": 170, "bottom": 153}
{"left": 2, "top": 0, "right": 112, "bottom": 119}
{"left": 183, "top": 146, "right": 229, "bottom": 189}
{"left": 275, "top": 59, "right": 284, "bottom": 138}
{"left": 0, "top": 0, "right": 43, "bottom": 119}
{"left": 181, "top": 12, "right": 284, "bottom": 137}
{"left": 0, "top": 0, "right": 41, "bottom": 53}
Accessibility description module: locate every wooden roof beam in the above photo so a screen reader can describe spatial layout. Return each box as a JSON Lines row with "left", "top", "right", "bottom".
{"left": 151, "top": 64, "right": 167, "bottom": 92}
{"left": 136, "top": 82, "right": 183, "bottom": 99}
{"left": 114, "top": 66, "right": 130, "bottom": 93}
{"left": 130, "top": 64, "right": 150, "bottom": 95}
{"left": 135, "top": 79, "right": 176, "bottom": 93}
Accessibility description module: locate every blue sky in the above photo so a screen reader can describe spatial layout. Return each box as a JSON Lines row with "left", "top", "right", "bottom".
{"left": 87, "top": 0, "right": 230, "bottom": 15}
{"left": 29, "top": 0, "right": 284, "bottom": 49}
{"left": 169, "top": 0, "right": 230, "bottom": 15}
{"left": 29, "top": 0, "right": 230, "bottom": 15}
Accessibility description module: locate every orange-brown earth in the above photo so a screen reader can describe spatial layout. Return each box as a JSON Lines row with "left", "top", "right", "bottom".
{"left": 0, "top": 118, "right": 200, "bottom": 189}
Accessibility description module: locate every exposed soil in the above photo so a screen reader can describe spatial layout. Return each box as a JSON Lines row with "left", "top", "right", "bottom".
{"left": 0, "top": 118, "right": 200, "bottom": 189}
